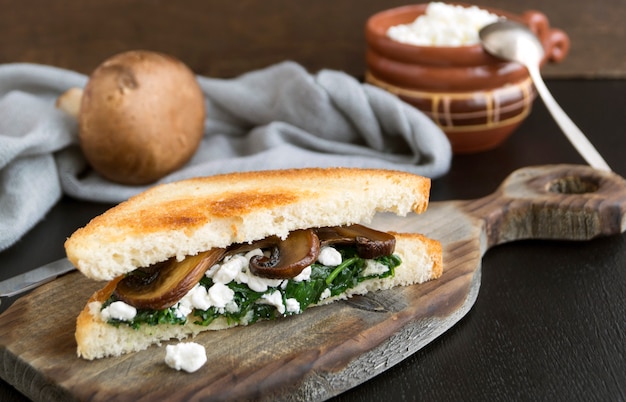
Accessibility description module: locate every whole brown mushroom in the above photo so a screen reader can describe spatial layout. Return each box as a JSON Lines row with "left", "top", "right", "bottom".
{"left": 56, "top": 50, "right": 205, "bottom": 185}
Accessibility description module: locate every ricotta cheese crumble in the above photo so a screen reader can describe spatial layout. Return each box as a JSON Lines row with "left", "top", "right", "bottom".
{"left": 164, "top": 342, "right": 207, "bottom": 373}
{"left": 386, "top": 2, "right": 501, "bottom": 46}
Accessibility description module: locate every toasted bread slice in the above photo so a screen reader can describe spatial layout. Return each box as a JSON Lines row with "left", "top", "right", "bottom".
{"left": 65, "top": 168, "right": 431, "bottom": 281}
{"left": 76, "top": 232, "right": 442, "bottom": 360}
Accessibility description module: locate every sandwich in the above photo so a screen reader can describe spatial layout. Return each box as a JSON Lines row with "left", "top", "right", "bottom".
{"left": 65, "top": 168, "right": 443, "bottom": 360}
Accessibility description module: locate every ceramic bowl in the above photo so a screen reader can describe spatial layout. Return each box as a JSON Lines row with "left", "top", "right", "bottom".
{"left": 365, "top": 3, "right": 570, "bottom": 154}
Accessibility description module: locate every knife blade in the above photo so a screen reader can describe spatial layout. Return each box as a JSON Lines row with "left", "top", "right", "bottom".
{"left": 0, "top": 258, "right": 76, "bottom": 304}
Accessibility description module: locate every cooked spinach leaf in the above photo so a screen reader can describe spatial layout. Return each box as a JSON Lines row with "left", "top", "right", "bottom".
{"left": 103, "top": 295, "right": 187, "bottom": 330}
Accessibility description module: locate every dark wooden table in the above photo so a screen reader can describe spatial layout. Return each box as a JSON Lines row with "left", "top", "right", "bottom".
{"left": 1, "top": 79, "right": 625, "bottom": 401}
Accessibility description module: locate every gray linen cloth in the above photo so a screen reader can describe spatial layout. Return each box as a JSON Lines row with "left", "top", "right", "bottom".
{"left": 0, "top": 61, "right": 451, "bottom": 251}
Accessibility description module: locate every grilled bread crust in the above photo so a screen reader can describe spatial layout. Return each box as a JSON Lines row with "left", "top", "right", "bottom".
{"left": 65, "top": 168, "right": 431, "bottom": 281}
{"left": 75, "top": 232, "right": 442, "bottom": 360}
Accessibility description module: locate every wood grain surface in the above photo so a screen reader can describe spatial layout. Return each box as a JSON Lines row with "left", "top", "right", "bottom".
{"left": 0, "top": 0, "right": 623, "bottom": 79}
{"left": 0, "top": 164, "right": 625, "bottom": 401}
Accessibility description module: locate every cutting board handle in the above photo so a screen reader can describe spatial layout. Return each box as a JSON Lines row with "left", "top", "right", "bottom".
{"left": 461, "top": 165, "right": 626, "bottom": 248}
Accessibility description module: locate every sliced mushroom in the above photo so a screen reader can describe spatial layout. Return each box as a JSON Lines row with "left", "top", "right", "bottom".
{"left": 316, "top": 224, "right": 396, "bottom": 259}
{"left": 248, "top": 229, "right": 321, "bottom": 279}
{"left": 114, "top": 248, "right": 226, "bottom": 310}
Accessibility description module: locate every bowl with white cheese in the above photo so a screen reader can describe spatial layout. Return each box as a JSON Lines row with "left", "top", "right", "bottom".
{"left": 365, "top": 2, "right": 570, "bottom": 154}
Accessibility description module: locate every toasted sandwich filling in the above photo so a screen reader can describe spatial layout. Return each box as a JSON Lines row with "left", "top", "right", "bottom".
{"left": 99, "top": 244, "right": 401, "bottom": 330}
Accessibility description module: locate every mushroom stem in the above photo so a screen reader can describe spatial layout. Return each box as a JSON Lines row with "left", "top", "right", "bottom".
{"left": 55, "top": 87, "right": 83, "bottom": 119}
{"left": 249, "top": 229, "right": 321, "bottom": 279}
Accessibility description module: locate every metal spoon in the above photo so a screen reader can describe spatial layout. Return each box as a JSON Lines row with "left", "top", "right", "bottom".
{"left": 479, "top": 20, "right": 611, "bottom": 172}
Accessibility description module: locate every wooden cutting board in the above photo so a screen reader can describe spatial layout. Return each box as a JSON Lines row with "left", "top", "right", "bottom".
{"left": 1, "top": 164, "right": 625, "bottom": 402}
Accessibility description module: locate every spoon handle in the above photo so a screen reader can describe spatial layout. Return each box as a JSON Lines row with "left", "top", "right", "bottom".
{"left": 527, "top": 66, "right": 612, "bottom": 171}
